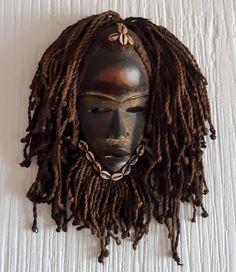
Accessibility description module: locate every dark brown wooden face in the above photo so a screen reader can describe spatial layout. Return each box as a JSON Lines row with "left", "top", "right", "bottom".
{"left": 77, "top": 47, "right": 149, "bottom": 172}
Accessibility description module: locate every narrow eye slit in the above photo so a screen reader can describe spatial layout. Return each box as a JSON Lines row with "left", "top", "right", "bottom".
{"left": 126, "top": 106, "right": 144, "bottom": 113}
{"left": 88, "top": 107, "right": 111, "bottom": 113}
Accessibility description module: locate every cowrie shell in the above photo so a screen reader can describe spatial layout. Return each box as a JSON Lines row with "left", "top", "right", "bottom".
{"left": 85, "top": 151, "right": 95, "bottom": 162}
{"left": 111, "top": 172, "right": 124, "bottom": 181}
{"left": 123, "top": 35, "right": 128, "bottom": 45}
{"left": 130, "top": 156, "right": 138, "bottom": 166}
{"left": 127, "top": 34, "right": 134, "bottom": 45}
{"left": 93, "top": 161, "right": 102, "bottom": 172}
{"left": 119, "top": 33, "right": 125, "bottom": 45}
{"left": 78, "top": 140, "right": 88, "bottom": 151}
{"left": 108, "top": 33, "right": 119, "bottom": 41}
{"left": 122, "top": 25, "right": 128, "bottom": 35}
{"left": 136, "top": 145, "right": 145, "bottom": 156}
{"left": 121, "top": 164, "right": 131, "bottom": 176}
{"left": 100, "top": 170, "right": 111, "bottom": 180}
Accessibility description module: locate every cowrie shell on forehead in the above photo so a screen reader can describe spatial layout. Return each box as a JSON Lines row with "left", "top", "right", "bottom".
{"left": 108, "top": 22, "right": 134, "bottom": 46}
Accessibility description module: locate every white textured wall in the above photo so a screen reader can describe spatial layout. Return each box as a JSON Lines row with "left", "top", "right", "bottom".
{"left": 0, "top": 0, "right": 235, "bottom": 271}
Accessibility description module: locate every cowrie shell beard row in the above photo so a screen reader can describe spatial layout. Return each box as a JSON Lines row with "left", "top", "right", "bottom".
{"left": 78, "top": 140, "right": 145, "bottom": 181}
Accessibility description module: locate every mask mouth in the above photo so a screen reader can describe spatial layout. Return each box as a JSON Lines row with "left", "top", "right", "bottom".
{"left": 103, "top": 146, "right": 130, "bottom": 157}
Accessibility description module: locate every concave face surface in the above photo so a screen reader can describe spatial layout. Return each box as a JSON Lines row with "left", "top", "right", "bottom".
{"left": 77, "top": 46, "right": 149, "bottom": 172}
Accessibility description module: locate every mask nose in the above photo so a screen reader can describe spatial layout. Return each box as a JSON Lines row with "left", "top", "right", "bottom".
{"left": 108, "top": 109, "right": 129, "bottom": 139}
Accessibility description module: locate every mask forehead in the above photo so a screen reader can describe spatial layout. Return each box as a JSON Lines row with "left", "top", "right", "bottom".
{"left": 79, "top": 47, "right": 149, "bottom": 99}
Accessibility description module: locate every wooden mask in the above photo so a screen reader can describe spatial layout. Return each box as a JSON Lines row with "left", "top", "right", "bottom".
{"left": 20, "top": 11, "right": 216, "bottom": 265}
{"left": 77, "top": 25, "right": 149, "bottom": 173}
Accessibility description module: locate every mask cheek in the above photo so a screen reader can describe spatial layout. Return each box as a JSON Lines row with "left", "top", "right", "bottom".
{"left": 126, "top": 112, "right": 146, "bottom": 150}
{"left": 80, "top": 116, "right": 113, "bottom": 149}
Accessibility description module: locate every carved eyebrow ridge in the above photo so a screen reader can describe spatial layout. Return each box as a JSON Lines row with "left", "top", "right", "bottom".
{"left": 78, "top": 91, "right": 149, "bottom": 102}
{"left": 125, "top": 94, "right": 149, "bottom": 102}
